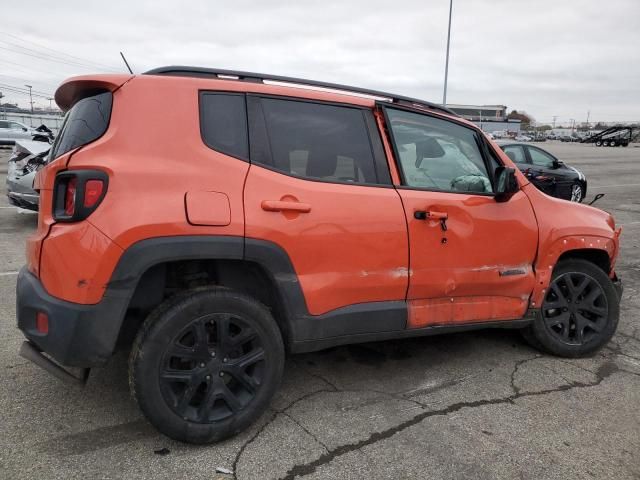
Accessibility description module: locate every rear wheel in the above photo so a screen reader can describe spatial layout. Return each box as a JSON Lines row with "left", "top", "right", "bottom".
{"left": 129, "top": 287, "right": 284, "bottom": 443}
{"left": 595, "top": 141, "right": 602, "bottom": 146}
{"left": 521, "top": 259, "right": 619, "bottom": 357}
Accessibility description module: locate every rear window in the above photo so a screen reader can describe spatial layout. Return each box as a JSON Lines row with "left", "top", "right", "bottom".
{"left": 50, "top": 91, "right": 112, "bottom": 159}
{"left": 199, "top": 92, "right": 249, "bottom": 161}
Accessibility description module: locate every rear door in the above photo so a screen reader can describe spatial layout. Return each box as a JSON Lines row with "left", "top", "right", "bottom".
{"left": 243, "top": 96, "right": 408, "bottom": 316}
{"left": 383, "top": 107, "right": 539, "bottom": 328}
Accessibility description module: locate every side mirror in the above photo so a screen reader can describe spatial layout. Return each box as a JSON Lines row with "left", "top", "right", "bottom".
{"left": 495, "top": 166, "right": 519, "bottom": 202}
{"left": 22, "top": 127, "right": 28, "bottom": 132}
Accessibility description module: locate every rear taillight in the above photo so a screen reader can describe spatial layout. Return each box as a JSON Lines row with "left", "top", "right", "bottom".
{"left": 64, "top": 178, "right": 77, "bottom": 216}
{"left": 53, "top": 170, "right": 108, "bottom": 222}
{"left": 83, "top": 179, "right": 105, "bottom": 208}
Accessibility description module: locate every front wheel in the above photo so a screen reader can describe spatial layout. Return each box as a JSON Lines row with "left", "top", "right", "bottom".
{"left": 129, "top": 288, "right": 285, "bottom": 444}
{"left": 521, "top": 259, "right": 619, "bottom": 357}
{"left": 570, "top": 182, "right": 583, "bottom": 202}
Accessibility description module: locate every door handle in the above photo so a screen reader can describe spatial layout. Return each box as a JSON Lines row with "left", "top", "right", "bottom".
{"left": 261, "top": 200, "right": 312, "bottom": 213}
{"left": 414, "top": 210, "right": 448, "bottom": 231}
{"left": 414, "top": 210, "right": 448, "bottom": 220}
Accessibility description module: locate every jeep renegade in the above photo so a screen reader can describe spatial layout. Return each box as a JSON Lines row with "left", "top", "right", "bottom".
{"left": 16, "top": 67, "right": 623, "bottom": 443}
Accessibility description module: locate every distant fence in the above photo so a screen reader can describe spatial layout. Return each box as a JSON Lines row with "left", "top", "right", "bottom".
{"left": 0, "top": 112, "right": 64, "bottom": 134}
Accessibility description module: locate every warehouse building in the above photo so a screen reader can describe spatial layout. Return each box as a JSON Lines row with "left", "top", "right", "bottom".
{"left": 446, "top": 104, "right": 521, "bottom": 134}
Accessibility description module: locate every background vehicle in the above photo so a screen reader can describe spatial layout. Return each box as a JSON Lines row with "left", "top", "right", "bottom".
{"left": 16, "top": 68, "right": 621, "bottom": 444}
{"left": 0, "top": 120, "right": 39, "bottom": 145}
{"left": 581, "top": 126, "right": 637, "bottom": 147}
{"left": 514, "top": 134, "right": 531, "bottom": 142}
{"left": 6, "top": 140, "right": 50, "bottom": 210}
{"left": 499, "top": 141, "right": 587, "bottom": 202}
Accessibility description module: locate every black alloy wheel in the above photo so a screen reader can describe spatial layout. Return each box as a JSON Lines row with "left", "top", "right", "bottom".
{"left": 160, "top": 313, "right": 264, "bottom": 423}
{"left": 541, "top": 272, "right": 608, "bottom": 345}
{"left": 130, "top": 288, "right": 284, "bottom": 444}
{"left": 521, "top": 259, "right": 619, "bottom": 357}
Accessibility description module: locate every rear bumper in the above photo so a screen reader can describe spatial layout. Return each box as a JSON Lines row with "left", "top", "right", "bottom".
{"left": 16, "top": 267, "right": 126, "bottom": 367}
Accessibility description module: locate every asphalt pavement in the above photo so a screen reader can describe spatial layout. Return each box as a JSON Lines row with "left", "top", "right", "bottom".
{"left": 0, "top": 142, "right": 638, "bottom": 479}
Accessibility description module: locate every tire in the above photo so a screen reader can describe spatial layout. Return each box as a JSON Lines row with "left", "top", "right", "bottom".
{"left": 595, "top": 141, "right": 602, "bottom": 146}
{"left": 521, "top": 259, "right": 619, "bottom": 357}
{"left": 570, "top": 182, "right": 583, "bottom": 202}
{"left": 129, "top": 287, "right": 285, "bottom": 444}
{"left": 610, "top": 140, "right": 617, "bottom": 147}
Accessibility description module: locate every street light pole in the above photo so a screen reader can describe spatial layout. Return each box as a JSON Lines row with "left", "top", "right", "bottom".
{"left": 442, "top": 0, "right": 453, "bottom": 106}
{"left": 25, "top": 84, "right": 33, "bottom": 114}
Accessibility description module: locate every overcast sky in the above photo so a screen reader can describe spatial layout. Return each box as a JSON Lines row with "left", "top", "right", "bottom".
{"left": 1, "top": 0, "right": 638, "bottom": 125}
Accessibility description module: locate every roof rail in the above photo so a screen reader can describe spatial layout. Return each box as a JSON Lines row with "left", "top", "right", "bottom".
{"left": 144, "top": 66, "right": 458, "bottom": 117}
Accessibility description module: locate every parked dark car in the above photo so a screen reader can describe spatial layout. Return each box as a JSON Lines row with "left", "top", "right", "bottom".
{"left": 498, "top": 142, "right": 587, "bottom": 202}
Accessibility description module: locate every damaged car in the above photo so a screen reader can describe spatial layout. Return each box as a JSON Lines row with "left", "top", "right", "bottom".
{"left": 6, "top": 140, "right": 50, "bottom": 210}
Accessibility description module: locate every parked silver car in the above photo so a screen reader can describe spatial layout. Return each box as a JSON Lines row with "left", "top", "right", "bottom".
{"left": 0, "top": 120, "right": 40, "bottom": 145}
{"left": 6, "top": 140, "right": 50, "bottom": 210}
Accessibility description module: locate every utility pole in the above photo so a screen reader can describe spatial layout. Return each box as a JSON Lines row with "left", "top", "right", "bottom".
{"left": 25, "top": 84, "right": 33, "bottom": 113}
{"left": 0, "top": 91, "right": 4, "bottom": 119}
{"left": 48, "top": 97, "right": 54, "bottom": 112}
{"left": 442, "top": 0, "right": 453, "bottom": 106}
{"left": 552, "top": 116, "right": 558, "bottom": 129}
{"left": 586, "top": 110, "right": 590, "bottom": 129}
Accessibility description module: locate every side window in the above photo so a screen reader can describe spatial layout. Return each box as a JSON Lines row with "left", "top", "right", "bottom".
{"left": 502, "top": 145, "right": 527, "bottom": 164}
{"left": 254, "top": 98, "right": 378, "bottom": 184}
{"left": 0, "top": 121, "right": 8, "bottom": 129}
{"left": 10, "top": 122, "right": 24, "bottom": 129}
{"left": 200, "top": 93, "right": 249, "bottom": 161}
{"left": 528, "top": 147, "right": 555, "bottom": 168}
{"left": 386, "top": 108, "right": 493, "bottom": 193}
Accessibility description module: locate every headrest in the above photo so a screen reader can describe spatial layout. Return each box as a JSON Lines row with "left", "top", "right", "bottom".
{"left": 415, "top": 137, "right": 445, "bottom": 168}
{"left": 306, "top": 148, "right": 338, "bottom": 178}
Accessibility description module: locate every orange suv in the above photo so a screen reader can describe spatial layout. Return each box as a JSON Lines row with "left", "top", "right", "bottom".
{"left": 17, "top": 67, "right": 623, "bottom": 443}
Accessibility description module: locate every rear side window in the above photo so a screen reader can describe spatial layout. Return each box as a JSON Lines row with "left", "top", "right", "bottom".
{"left": 50, "top": 91, "right": 112, "bottom": 160}
{"left": 200, "top": 93, "right": 249, "bottom": 161}
{"left": 254, "top": 98, "right": 378, "bottom": 184}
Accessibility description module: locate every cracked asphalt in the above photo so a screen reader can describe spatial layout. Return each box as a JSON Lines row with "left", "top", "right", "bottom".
{"left": 1, "top": 142, "right": 639, "bottom": 479}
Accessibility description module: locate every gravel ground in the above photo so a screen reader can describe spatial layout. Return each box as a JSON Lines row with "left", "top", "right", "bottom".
{"left": 0, "top": 142, "right": 638, "bottom": 480}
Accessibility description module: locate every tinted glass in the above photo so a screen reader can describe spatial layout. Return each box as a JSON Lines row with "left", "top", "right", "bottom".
{"left": 50, "top": 91, "right": 112, "bottom": 160}
{"left": 0, "top": 121, "right": 8, "bottom": 129}
{"left": 200, "top": 93, "right": 249, "bottom": 160}
{"left": 387, "top": 108, "right": 493, "bottom": 193}
{"left": 258, "top": 98, "right": 377, "bottom": 184}
{"left": 502, "top": 145, "right": 527, "bottom": 164}
{"left": 529, "top": 147, "right": 555, "bottom": 168}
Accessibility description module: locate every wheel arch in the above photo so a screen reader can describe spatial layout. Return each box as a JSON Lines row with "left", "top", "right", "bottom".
{"left": 109, "top": 236, "right": 303, "bottom": 352}
{"left": 530, "top": 236, "right": 616, "bottom": 308}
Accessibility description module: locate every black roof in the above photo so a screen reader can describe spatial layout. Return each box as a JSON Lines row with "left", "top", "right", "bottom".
{"left": 144, "top": 66, "right": 458, "bottom": 117}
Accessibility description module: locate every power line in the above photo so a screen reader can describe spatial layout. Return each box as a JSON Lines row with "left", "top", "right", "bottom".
{"left": 0, "top": 44, "right": 116, "bottom": 72}
{"left": 0, "top": 82, "right": 53, "bottom": 99}
{"left": 0, "top": 31, "right": 120, "bottom": 71}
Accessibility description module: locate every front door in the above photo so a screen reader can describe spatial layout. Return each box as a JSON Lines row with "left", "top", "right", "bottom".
{"left": 383, "top": 107, "right": 539, "bottom": 328}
